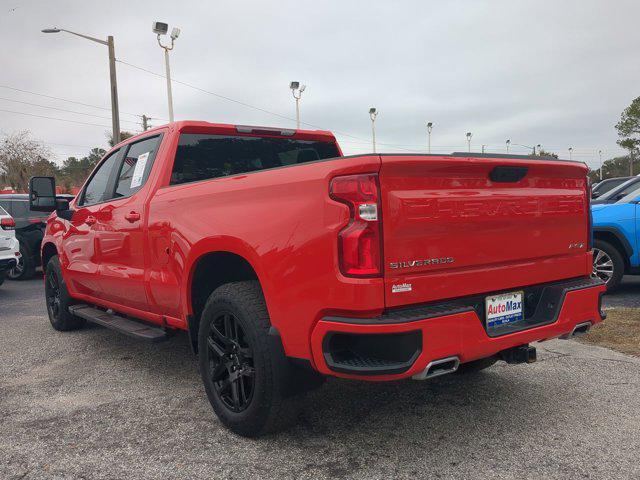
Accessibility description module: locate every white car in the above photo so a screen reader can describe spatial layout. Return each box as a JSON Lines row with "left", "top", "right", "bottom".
{"left": 0, "top": 205, "right": 20, "bottom": 286}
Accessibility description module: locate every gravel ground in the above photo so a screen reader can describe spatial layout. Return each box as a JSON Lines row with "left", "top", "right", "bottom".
{"left": 1, "top": 278, "right": 639, "bottom": 480}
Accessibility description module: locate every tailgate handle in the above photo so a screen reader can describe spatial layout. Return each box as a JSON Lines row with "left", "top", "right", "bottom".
{"left": 489, "top": 166, "right": 528, "bottom": 183}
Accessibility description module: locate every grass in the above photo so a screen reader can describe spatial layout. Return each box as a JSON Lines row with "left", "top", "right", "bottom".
{"left": 577, "top": 308, "right": 640, "bottom": 357}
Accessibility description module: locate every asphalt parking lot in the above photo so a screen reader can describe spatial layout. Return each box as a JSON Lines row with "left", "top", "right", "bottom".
{"left": 1, "top": 278, "right": 639, "bottom": 480}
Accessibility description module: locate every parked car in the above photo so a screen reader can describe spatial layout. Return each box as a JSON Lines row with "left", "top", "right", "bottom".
{"left": 0, "top": 194, "right": 49, "bottom": 279}
{"left": 592, "top": 183, "right": 640, "bottom": 291}
{"left": 0, "top": 205, "right": 20, "bottom": 286}
{"left": 0, "top": 194, "right": 75, "bottom": 279}
{"left": 30, "top": 121, "right": 605, "bottom": 436}
{"left": 591, "top": 176, "right": 633, "bottom": 199}
{"left": 592, "top": 177, "right": 640, "bottom": 205}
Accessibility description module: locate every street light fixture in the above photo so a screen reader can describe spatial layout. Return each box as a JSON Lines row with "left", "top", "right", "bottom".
{"left": 506, "top": 139, "right": 511, "bottom": 153}
{"left": 41, "top": 27, "right": 121, "bottom": 143}
{"left": 369, "top": 108, "right": 378, "bottom": 153}
{"left": 290, "top": 81, "right": 306, "bottom": 129}
{"left": 569, "top": 147, "right": 573, "bottom": 160}
{"left": 466, "top": 132, "right": 472, "bottom": 152}
{"left": 154, "top": 21, "right": 180, "bottom": 122}
{"left": 427, "top": 122, "right": 433, "bottom": 153}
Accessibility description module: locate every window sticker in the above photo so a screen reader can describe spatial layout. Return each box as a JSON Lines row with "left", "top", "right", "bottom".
{"left": 130, "top": 152, "right": 150, "bottom": 188}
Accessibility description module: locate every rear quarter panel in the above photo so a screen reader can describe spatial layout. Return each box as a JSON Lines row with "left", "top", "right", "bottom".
{"left": 147, "top": 154, "right": 384, "bottom": 359}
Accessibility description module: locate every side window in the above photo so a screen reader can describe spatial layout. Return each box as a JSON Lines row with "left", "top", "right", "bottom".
{"left": 170, "top": 134, "right": 340, "bottom": 185}
{"left": 79, "top": 150, "right": 120, "bottom": 206}
{"left": 114, "top": 136, "right": 161, "bottom": 199}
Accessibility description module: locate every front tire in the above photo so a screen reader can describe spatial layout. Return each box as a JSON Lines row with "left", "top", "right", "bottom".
{"left": 198, "top": 281, "right": 301, "bottom": 437}
{"left": 592, "top": 239, "right": 624, "bottom": 292}
{"left": 44, "top": 255, "right": 85, "bottom": 331}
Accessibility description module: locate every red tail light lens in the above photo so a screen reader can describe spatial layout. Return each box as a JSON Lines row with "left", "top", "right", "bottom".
{"left": 586, "top": 179, "right": 593, "bottom": 250}
{"left": 1, "top": 217, "right": 15, "bottom": 230}
{"left": 330, "top": 173, "right": 382, "bottom": 277}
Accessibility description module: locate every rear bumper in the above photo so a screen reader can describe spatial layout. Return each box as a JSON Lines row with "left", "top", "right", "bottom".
{"left": 310, "top": 277, "right": 605, "bottom": 381}
{"left": 0, "top": 257, "right": 17, "bottom": 273}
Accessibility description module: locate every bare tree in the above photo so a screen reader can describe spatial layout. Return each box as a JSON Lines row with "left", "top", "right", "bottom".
{"left": 0, "top": 131, "right": 58, "bottom": 192}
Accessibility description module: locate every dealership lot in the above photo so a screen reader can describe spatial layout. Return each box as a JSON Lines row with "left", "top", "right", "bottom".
{"left": 1, "top": 278, "right": 639, "bottom": 480}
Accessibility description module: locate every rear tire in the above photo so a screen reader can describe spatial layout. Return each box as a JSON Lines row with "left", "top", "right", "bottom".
{"left": 592, "top": 239, "right": 624, "bottom": 292}
{"left": 198, "top": 281, "right": 303, "bottom": 437}
{"left": 44, "top": 255, "right": 85, "bottom": 331}
{"left": 457, "top": 356, "right": 498, "bottom": 374}
{"left": 8, "top": 242, "right": 35, "bottom": 280}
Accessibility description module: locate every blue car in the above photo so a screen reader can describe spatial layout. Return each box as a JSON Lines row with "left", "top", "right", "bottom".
{"left": 592, "top": 185, "right": 640, "bottom": 291}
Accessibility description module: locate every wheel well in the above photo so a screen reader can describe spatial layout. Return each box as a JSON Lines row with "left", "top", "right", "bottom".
{"left": 41, "top": 243, "right": 58, "bottom": 271}
{"left": 594, "top": 231, "right": 630, "bottom": 270}
{"left": 189, "top": 252, "right": 259, "bottom": 352}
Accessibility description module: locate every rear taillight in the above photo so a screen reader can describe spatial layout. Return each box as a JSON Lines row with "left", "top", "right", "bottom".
{"left": 586, "top": 179, "right": 593, "bottom": 250}
{"left": 1, "top": 217, "right": 15, "bottom": 230}
{"left": 330, "top": 173, "right": 382, "bottom": 277}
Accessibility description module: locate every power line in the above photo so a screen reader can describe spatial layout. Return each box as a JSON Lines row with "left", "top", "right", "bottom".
{"left": 0, "top": 108, "right": 112, "bottom": 128}
{"left": 0, "top": 96, "right": 140, "bottom": 126}
{"left": 116, "top": 58, "right": 418, "bottom": 152}
{"left": 0, "top": 85, "right": 145, "bottom": 118}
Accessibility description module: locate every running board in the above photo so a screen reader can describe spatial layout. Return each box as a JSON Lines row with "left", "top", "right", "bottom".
{"left": 69, "top": 304, "right": 168, "bottom": 342}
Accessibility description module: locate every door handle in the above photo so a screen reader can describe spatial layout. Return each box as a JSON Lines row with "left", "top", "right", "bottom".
{"left": 85, "top": 215, "right": 97, "bottom": 226}
{"left": 125, "top": 211, "right": 141, "bottom": 223}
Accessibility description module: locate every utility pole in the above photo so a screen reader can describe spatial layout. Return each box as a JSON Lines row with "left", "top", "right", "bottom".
{"left": 369, "top": 108, "right": 378, "bottom": 153}
{"left": 42, "top": 28, "right": 121, "bottom": 144}
{"left": 141, "top": 115, "right": 150, "bottom": 131}
{"left": 481, "top": 144, "right": 486, "bottom": 153}
{"left": 598, "top": 149, "right": 603, "bottom": 181}
{"left": 427, "top": 122, "right": 433, "bottom": 153}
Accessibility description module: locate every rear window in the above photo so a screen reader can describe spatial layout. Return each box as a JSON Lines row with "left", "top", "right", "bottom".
{"left": 170, "top": 134, "right": 340, "bottom": 185}
{"left": 0, "top": 205, "right": 7, "bottom": 216}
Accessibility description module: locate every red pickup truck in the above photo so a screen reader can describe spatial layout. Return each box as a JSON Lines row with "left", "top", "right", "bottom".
{"left": 30, "top": 121, "right": 605, "bottom": 436}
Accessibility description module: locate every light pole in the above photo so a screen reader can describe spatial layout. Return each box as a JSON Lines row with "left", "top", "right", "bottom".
{"left": 153, "top": 22, "right": 180, "bottom": 123}
{"left": 369, "top": 108, "right": 378, "bottom": 153}
{"left": 569, "top": 147, "right": 573, "bottom": 161}
{"left": 535, "top": 144, "right": 541, "bottom": 155}
{"left": 466, "top": 132, "right": 472, "bottom": 152}
{"left": 598, "top": 149, "right": 603, "bottom": 180}
{"left": 427, "top": 122, "right": 433, "bottom": 153}
{"left": 289, "top": 81, "right": 306, "bottom": 129}
{"left": 42, "top": 27, "right": 121, "bottom": 144}
{"left": 506, "top": 139, "right": 511, "bottom": 153}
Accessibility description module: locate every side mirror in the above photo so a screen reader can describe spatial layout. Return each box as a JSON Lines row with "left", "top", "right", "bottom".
{"left": 29, "top": 176, "right": 57, "bottom": 212}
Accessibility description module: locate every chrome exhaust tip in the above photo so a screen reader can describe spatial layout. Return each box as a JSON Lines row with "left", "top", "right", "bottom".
{"left": 412, "top": 356, "right": 460, "bottom": 381}
{"left": 560, "top": 321, "right": 592, "bottom": 339}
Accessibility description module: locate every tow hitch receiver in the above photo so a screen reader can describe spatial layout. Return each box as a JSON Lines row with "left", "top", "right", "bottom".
{"left": 500, "top": 344, "right": 537, "bottom": 364}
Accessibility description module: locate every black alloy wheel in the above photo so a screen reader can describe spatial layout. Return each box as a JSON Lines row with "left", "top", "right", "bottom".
{"left": 205, "top": 312, "right": 255, "bottom": 413}
{"left": 45, "top": 266, "right": 62, "bottom": 320}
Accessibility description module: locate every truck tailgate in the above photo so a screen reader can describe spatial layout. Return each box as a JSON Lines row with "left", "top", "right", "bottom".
{"left": 380, "top": 155, "right": 591, "bottom": 308}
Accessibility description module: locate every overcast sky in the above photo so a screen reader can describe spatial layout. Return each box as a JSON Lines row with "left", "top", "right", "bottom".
{"left": 1, "top": 0, "right": 639, "bottom": 169}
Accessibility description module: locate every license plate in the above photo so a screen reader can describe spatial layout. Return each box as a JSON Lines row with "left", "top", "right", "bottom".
{"left": 485, "top": 291, "right": 523, "bottom": 328}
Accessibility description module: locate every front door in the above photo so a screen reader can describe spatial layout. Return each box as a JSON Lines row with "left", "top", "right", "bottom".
{"left": 93, "top": 135, "right": 162, "bottom": 314}
{"left": 62, "top": 149, "right": 122, "bottom": 296}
